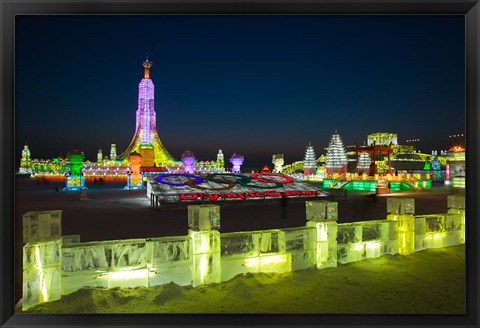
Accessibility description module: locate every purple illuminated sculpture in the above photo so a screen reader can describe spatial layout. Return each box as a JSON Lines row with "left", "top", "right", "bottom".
{"left": 229, "top": 153, "right": 244, "bottom": 173}
{"left": 118, "top": 55, "right": 175, "bottom": 166}
{"left": 182, "top": 150, "right": 196, "bottom": 174}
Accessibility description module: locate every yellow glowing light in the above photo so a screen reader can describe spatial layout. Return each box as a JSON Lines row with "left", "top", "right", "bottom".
{"left": 35, "top": 245, "right": 49, "bottom": 302}
{"left": 424, "top": 232, "right": 447, "bottom": 241}
{"left": 191, "top": 232, "right": 211, "bottom": 285}
{"left": 244, "top": 254, "right": 287, "bottom": 267}
{"left": 108, "top": 269, "right": 148, "bottom": 281}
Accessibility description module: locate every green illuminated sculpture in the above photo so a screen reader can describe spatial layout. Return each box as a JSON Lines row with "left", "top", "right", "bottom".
{"left": 67, "top": 150, "right": 84, "bottom": 177}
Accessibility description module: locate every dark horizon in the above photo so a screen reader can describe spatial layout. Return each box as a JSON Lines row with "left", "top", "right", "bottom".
{"left": 15, "top": 15, "right": 465, "bottom": 168}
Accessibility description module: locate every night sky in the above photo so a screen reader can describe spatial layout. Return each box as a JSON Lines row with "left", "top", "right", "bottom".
{"left": 15, "top": 15, "right": 465, "bottom": 168}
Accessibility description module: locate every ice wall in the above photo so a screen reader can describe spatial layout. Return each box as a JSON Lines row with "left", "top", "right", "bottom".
{"left": 220, "top": 229, "right": 291, "bottom": 282}
{"left": 22, "top": 196, "right": 466, "bottom": 311}
{"left": 336, "top": 220, "right": 398, "bottom": 264}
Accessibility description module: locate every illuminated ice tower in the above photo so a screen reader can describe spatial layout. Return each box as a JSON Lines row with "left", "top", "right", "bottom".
{"left": 19, "top": 143, "right": 32, "bottom": 174}
{"left": 325, "top": 130, "right": 348, "bottom": 175}
{"left": 119, "top": 56, "right": 175, "bottom": 167}
{"left": 216, "top": 149, "right": 225, "bottom": 169}
{"left": 303, "top": 143, "right": 317, "bottom": 176}
{"left": 97, "top": 148, "right": 103, "bottom": 163}
{"left": 110, "top": 144, "right": 117, "bottom": 161}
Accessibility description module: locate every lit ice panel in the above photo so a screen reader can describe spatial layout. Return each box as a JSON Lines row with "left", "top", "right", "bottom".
{"left": 306, "top": 200, "right": 338, "bottom": 222}
{"left": 386, "top": 197, "right": 415, "bottom": 215}
{"left": 23, "top": 210, "right": 62, "bottom": 243}
{"left": 146, "top": 236, "right": 191, "bottom": 267}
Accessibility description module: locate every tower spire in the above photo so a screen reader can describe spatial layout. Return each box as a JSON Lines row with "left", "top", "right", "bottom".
{"left": 143, "top": 53, "right": 153, "bottom": 79}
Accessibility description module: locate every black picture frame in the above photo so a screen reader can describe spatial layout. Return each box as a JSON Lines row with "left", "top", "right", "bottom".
{"left": 1, "top": 1, "right": 479, "bottom": 327}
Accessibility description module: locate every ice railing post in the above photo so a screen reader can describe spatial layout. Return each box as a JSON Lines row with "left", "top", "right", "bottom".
{"left": 305, "top": 200, "right": 338, "bottom": 269}
{"left": 386, "top": 197, "right": 415, "bottom": 255}
{"left": 188, "top": 205, "right": 221, "bottom": 287}
{"left": 22, "top": 210, "right": 63, "bottom": 311}
{"left": 447, "top": 195, "right": 465, "bottom": 243}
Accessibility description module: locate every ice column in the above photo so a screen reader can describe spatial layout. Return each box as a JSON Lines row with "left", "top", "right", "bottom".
{"left": 188, "top": 205, "right": 221, "bottom": 287}
{"left": 386, "top": 197, "right": 415, "bottom": 255}
{"left": 22, "top": 210, "right": 63, "bottom": 311}
{"left": 447, "top": 195, "right": 465, "bottom": 243}
{"left": 305, "top": 200, "right": 338, "bottom": 269}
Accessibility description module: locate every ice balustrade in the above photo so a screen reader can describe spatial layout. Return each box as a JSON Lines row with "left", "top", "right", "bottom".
{"left": 22, "top": 196, "right": 465, "bottom": 311}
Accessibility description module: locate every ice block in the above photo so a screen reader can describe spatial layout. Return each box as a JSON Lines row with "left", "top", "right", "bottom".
{"left": 306, "top": 200, "right": 338, "bottom": 222}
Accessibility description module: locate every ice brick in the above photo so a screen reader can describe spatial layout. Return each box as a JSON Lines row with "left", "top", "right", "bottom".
{"left": 424, "top": 215, "right": 445, "bottom": 233}
{"left": 23, "top": 210, "right": 62, "bottom": 243}
{"left": 398, "top": 231, "right": 415, "bottom": 255}
{"left": 444, "top": 213, "right": 463, "bottom": 231}
{"left": 61, "top": 271, "right": 108, "bottom": 296}
{"left": 306, "top": 200, "right": 338, "bottom": 222}
{"left": 387, "top": 214, "right": 415, "bottom": 232}
{"left": 111, "top": 240, "right": 147, "bottom": 271}
{"left": 190, "top": 230, "right": 221, "bottom": 286}
{"left": 447, "top": 195, "right": 465, "bottom": 209}
{"left": 306, "top": 221, "right": 338, "bottom": 241}
{"left": 337, "top": 243, "right": 365, "bottom": 264}
{"left": 361, "top": 222, "right": 383, "bottom": 241}
{"left": 190, "top": 230, "right": 220, "bottom": 254}
{"left": 221, "top": 233, "right": 257, "bottom": 257}
{"left": 242, "top": 253, "right": 292, "bottom": 274}
{"left": 23, "top": 266, "right": 62, "bottom": 310}
{"left": 282, "top": 227, "right": 316, "bottom": 252}
{"left": 192, "top": 252, "right": 221, "bottom": 286}
{"left": 62, "top": 242, "right": 113, "bottom": 273}
{"left": 336, "top": 223, "right": 361, "bottom": 244}
{"left": 382, "top": 239, "right": 398, "bottom": 255}
{"left": 220, "top": 230, "right": 285, "bottom": 258}
{"left": 415, "top": 234, "right": 428, "bottom": 252}
{"left": 386, "top": 197, "right": 415, "bottom": 215}
{"left": 290, "top": 250, "right": 316, "bottom": 271}
{"left": 106, "top": 268, "right": 149, "bottom": 288}
{"left": 188, "top": 204, "right": 221, "bottom": 231}
{"left": 62, "top": 235, "right": 81, "bottom": 244}
{"left": 221, "top": 257, "right": 251, "bottom": 281}
{"left": 148, "top": 264, "right": 192, "bottom": 287}
{"left": 146, "top": 236, "right": 191, "bottom": 267}
{"left": 414, "top": 217, "right": 427, "bottom": 235}
{"left": 23, "top": 240, "right": 61, "bottom": 270}
{"left": 364, "top": 241, "right": 382, "bottom": 259}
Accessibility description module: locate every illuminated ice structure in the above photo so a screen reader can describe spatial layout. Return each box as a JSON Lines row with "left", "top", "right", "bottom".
{"left": 97, "top": 148, "right": 103, "bottom": 163}
{"left": 118, "top": 56, "right": 175, "bottom": 167}
{"left": 215, "top": 149, "right": 225, "bottom": 169}
{"left": 325, "top": 130, "right": 348, "bottom": 175}
{"left": 445, "top": 145, "right": 465, "bottom": 188}
{"left": 63, "top": 150, "right": 87, "bottom": 191}
{"left": 303, "top": 143, "right": 317, "bottom": 176}
{"left": 272, "top": 154, "right": 284, "bottom": 173}
{"left": 229, "top": 153, "right": 244, "bottom": 173}
{"left": 22, "top": 194, "right": 466, "bottom": 311}
{"left": 357, "top": 152, "right": 371, "bottom": 175}
{"left": 182, "top": 150, "right": 196, "bottom": 174}
{"left": 125, "top": 151, "right": 143, "bottom": 189}
{"left": 19, "top": 143, "right": 33, "bottom": 174}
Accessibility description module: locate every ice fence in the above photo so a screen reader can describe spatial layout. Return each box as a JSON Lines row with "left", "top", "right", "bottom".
{"left": 22, "top": 196, "right": 466, "bottom": 310}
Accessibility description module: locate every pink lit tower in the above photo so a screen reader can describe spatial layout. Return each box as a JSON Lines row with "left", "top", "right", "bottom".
{"left": 119, "top": 56, "right": 175, "bottom": 167}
